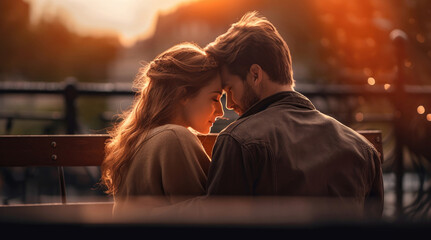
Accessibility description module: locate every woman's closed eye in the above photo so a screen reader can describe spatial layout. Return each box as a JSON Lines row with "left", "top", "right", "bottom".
{"left": 211, "top": 93, "right": 221, "bottom": 102}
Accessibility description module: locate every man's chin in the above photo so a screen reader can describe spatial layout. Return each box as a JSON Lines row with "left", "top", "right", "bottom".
{"left": 233, "top": 108, "right": 242, "bottom": 116}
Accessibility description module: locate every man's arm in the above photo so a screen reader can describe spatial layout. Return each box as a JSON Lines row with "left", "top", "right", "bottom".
{"left": 206, "top": 134, "right": 253, "bottom": 195}
{"left": 364, "top": 145, "right": 384, "bottom": 218}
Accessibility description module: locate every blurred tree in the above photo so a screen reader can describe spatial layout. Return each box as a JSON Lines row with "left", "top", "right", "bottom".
{"left": 0, "top": 0, "right": 31, "bottom": 79}
{"left": 0, "top": 0, "right": 121, "bottom": 82}
{"left": 23, "top": 18, "right": 120, "bottom": 82}
{"left": 396, "top": 0, "right": 431, "bottom": 85}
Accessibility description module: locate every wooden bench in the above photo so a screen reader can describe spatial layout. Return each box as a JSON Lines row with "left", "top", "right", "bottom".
{"left": 0, "top": 130, "right": 386, "bottom": 231}
{"left": 0, "top": 130, "right": 383, "bottom": 204}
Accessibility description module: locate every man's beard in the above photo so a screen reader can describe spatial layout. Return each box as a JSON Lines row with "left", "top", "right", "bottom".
{"left": 239, "top": 80, "right": 260, "bottom": 115}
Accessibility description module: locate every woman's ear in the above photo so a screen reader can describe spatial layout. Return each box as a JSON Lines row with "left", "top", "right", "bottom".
{"left": 178, "top": 87, "right": 189, "bottom": 106}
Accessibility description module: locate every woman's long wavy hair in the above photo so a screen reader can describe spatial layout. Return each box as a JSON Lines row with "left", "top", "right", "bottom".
{"left": 100, "top": 42, "right": 219, "bottom": 196}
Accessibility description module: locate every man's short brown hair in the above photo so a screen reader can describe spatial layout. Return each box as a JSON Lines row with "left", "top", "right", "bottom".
{"left": 205, "top": 11, "right": 294, "bottom": 85}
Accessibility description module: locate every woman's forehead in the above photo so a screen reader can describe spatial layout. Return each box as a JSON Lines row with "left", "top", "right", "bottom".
{"left": 203, "top": 75, "right": 223, "bottom": 94}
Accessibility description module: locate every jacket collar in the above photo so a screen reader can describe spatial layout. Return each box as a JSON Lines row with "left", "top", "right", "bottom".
{"left": 238, "top": 91, "right": 316, "bottom": 120}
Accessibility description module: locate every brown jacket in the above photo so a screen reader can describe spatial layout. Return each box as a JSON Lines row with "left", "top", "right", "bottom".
{"left": 207, "top": 91, "right": 384, "bottom": 216}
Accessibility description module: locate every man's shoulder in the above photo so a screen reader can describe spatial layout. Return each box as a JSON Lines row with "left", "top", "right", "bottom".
{"left": 218, "top": 111, "right": 273, "bottom": 143}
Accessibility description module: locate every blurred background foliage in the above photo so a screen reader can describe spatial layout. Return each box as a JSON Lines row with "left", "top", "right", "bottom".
{"left": 0, "top": 0, "right": 120, "bottom": 82}
{"left": 1, "top": 0, "right": 431, "bottom": 85}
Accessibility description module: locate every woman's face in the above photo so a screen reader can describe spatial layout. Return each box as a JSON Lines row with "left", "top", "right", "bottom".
{"left": 182, "top": 75, "right": 224, "bottom": 134}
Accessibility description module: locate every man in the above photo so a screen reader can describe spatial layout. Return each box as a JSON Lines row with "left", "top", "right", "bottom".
{"left": 204, "top": 11, "right": 384, "bottom": 217}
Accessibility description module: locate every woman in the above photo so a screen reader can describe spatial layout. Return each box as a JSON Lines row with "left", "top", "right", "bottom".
{"left": 100, "top": 42, "right": 223, "bottom": 210}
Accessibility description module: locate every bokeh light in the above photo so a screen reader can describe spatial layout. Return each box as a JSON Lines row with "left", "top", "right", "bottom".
{"left": 384, "top": 84, "right": 391, "bottom": 90}
{"left": 417, "top": 105, "right": 426, "bottom": 114}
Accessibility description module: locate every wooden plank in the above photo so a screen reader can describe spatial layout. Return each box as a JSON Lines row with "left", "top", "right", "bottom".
{"left": 0, "top": 130, "right": 382, "bottom": 167}
{"left": 0, "top": 202, "right": 114, "bottom": 223}
{"left": 0, "top": 197, "right": 364, "bottom": 225}
{"left": 0, "top": 135, "right": 108, "bottom": 167}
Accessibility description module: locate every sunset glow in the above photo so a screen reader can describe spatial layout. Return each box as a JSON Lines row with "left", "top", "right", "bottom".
{"left": 24, "top": 0, "right": 199, "bottom": 46}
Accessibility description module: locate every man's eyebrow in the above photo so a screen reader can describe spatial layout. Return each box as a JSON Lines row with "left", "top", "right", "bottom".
{"left": 211, "top": 90, "right": 223, "bottom": 94}
{"left": 221, "top": 80, "right": 229, "bottom": 89}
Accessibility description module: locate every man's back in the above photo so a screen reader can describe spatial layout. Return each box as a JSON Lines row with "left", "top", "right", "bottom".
{"left": 207, "top": 91, "right": 383, "bottom": 215}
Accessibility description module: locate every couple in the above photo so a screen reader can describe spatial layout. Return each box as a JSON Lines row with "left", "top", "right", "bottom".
{"left": 100, "top": 12, "right": 384, "bottom": 217}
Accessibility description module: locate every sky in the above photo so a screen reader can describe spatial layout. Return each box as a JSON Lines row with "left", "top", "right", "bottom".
{"left": 24, "top": 0, "right": 198, "bottom": 46}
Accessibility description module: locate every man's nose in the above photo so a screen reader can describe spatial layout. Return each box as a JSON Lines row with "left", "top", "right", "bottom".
{"left": 225, "top": 93, "right": 235, "bottom": 110}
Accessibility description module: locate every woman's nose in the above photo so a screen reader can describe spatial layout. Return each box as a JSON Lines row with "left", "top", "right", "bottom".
{"left": 215, "top": 100, "right": 224, "bottom": 118}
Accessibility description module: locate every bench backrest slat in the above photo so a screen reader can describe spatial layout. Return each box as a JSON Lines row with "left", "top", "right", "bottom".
{"left": 0, "top": 135, "right": 107, "bottom": 167}
{"left": 0, "top": 130, "right": 383, "bottom": 167}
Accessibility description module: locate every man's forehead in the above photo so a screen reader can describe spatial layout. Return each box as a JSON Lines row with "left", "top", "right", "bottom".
{"left": 220, "top": 66, "right": 233, "bottom": 88}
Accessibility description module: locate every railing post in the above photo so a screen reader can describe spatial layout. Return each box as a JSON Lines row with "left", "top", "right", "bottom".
{"left": 64, "top": 77, "right": 79, "bottom": 134}
{"left": 5, "top": 117, "right": 13, "bottom": 134}
{"left": 390, "top": 29, "right": 408, "bottom": 220}
{"left": 60, "top": 77, "right": 79, "bottom": 204}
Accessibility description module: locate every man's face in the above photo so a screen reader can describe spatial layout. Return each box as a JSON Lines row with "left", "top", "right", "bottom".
{"left": 220, "top": 65, "right": 260, "bottom": 116}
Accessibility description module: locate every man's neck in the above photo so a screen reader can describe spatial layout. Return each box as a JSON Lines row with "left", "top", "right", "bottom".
{"left": 259, "top": 83, "right": 294, "bottom": 100}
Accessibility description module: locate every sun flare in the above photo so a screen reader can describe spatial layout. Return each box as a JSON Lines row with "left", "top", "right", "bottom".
{"left": 24, "top": 0, "right": 199, "bottom": 47}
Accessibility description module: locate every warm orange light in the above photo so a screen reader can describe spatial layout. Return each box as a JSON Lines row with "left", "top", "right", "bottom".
{"left": 417, "top": 105, "right": 425, "bottom": 114}
{"left": 427, "top": 114, "right": 431, "bottom": 122}
{"left": 367, "top": 77, "right": 375, "bottom": 85}
{"left": 384, "top": 84, "right": 391, "bottom": 90}
{"left": 404, "top": 60, "right": 412, "bottom": 68}
{"left": 320, "top": 38, "right": 330, "bottom": 47}
{"left": 416, "top": 34, "right": 425, "bottom": 43}
{"left": 365, "top": 38, "right": 376, "bottom": 47}
{"left": 355, "top": 112, "right": 364, "bottom": 122}
{"left": 363, "top": 68, "right": 372, "bottom": 77}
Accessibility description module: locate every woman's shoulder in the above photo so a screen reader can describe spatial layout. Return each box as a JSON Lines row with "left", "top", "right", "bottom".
{"left": 159, "top": 124, "right": 194, "bottom": 134}
{"left": 137, "top": 124, "right": 210, "bottom": 172}
{"left": 141, "top": 124, "right": 207, "bottom": 162}
{"left": 146, "top": 124, "right": 199, "bottom": 145}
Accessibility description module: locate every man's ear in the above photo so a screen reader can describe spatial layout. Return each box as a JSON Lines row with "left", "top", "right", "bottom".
{"left": 249, "top": 64, "right": 262, "bottom": 86}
